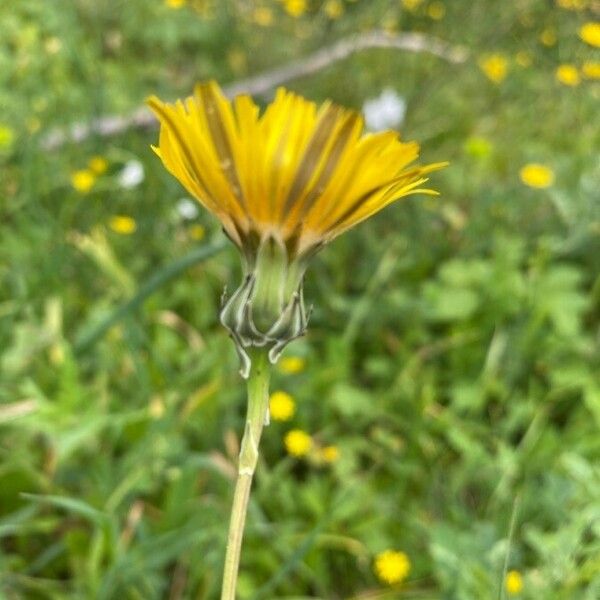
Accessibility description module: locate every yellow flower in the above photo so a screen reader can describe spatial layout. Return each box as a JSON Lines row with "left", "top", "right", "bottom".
{"left": 279, "top": 356, "right": 306, "bottom": 374}
{"left": 519, "top": 163, "right": 555, "bottom": 189}
{"left": 109, "top": 215, "right": 137, "bottom": 235}
{"left": 556, "top": 0, "right": 587, "bottom": 9}
{"left": 253, "top": 7, "right": 274, "bottom": 26}
{"left": 324, "top": 0, "right": 344, "bottom": 19}
{"left": 427, "top": 2, "right": 445, "bottom": 20}
{"left": 227, "top": 49, "right": 247, "bottom": 74}
{"left": 374, "top": 550, "right": 411, "bottom": 585}
{"left": 88, "top": 156, "right": 108, "bottom": 175}
{"left": 189, "top": 224, "right": 206, "bottom": 240}
{"left": 269, "top": 391, "right": 296, "bottom": 421}
{"left": 401, "top": 0, "right": 423, "bottom": 11}
{"left": 582, "top": 61, "right": 600, "bottom": 79}
{"left": 579, "top": 22, "right": 600, "bottom": 47}
{"left": 284, "top": 429, "right": 312, "bottom": 456}
{"left": 505, "top": 570, "right": 524, "bottom": 595}
{"left": 515, "top": 51, "right": 532, "bottom": 68}
{"left": 71, "top": 170, "right": 96, "bottom": 194}
{"left": 284, "top": 0, "right": 307, "bottom": 18}
{"left": 321, "top": 445, "right": 340, "bottom": 462}
{"left": 165, "top": 0, "right": 186, "bottom": 9}
{"left": 479, "top": 54, "right": 508, "bottom": 83}
{"left": 148, "top": 80, "right": 444, "bottom": 373}
{"left": 0, "top": 124, "right": 15, "bottom": 148}
{"left": 540, "top": 28, "right": 557, "bottom": 47}
{"left": 555, "top": 64, "right": 580, "bottom": 86}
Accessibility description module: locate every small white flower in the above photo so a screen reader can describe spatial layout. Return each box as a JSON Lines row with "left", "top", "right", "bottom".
{"left": 118, "top": 160, "right": 145, "bottom": 189}
{"left": 362, "top": 89, "right": 406, "bottom": 132}
{"left": 176, "top": 198, "right": 199, "bottom": 220}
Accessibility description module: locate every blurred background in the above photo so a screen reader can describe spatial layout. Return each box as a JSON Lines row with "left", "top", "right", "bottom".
{"left": 1, "top": 1, "right": 599, "bottom": 598}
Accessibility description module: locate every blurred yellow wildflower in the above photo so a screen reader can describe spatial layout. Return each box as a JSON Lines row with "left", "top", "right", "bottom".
{"left": 0, "top": 124, "right": 15, "bottom": 148}
{"left": 284, "top": 0, "right": 307, "bottom": 17}
{"left": 269, "top": 391, "right": 296, "bottom": 421}
{"left": 324, "top": 0, "right": 344, "bottom": 19}
{"left": 582, "top": 61, "right": 600, "bottom": 79}
{"left": 505, "top": 570, "right": 524, "bottom": 595}
{"left": 284, "top": 429, "right": 312, "bottom": 456}
{"left": 189, "top": 224, "right": 206, "bottom": 240}
{"left": 89, "top": 156, "right": 108, "bottom": 175}
{"left": 555, "top": 64, "right": 580, "bottom": 86}
{"left": 520, "top": 164, "right": 555, "bottom": 189}
{"left": 515, "top": 51, "right": 532, "bottom": 68}
{"left": 109, "top": 215, "right": 137, "bottom": 235}
{"left": 227, "top": 48, "right": 247, "bottom": 74}
{"left": 165, "top": 0, "right": 186, "bottom": 8}
{"left": 556, "top": 0, "right": 587, "bottom": 9}
{"left": 579, "top": 22, "right": 600, "bottom": 47}
{"left": 374, "top": 550, "right": 411, "bottom": 585}
{"left": 540, "top": 28, "right": 557, "bottom": 46}
{"left": 401, "top": 0, "right": 423, "bottom": 11}
{"left": 321, "top": 445, "right": 340, "bottom": 462}
{"left": 253, "top": 7, "right": 274, "bottom": 26}
{"left": 279, "top": 356, "right": 306, "bottom": 374}
{"left": 427, "top": 2, "right": 446, "bottom": 20}
{"left": 71, "top": 170, "right": 96, "bottom": 194}
{"left": 479, "top": 54, "right": 508, "bottom": 83}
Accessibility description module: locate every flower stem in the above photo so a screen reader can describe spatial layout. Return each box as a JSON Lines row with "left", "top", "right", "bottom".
{"left": 221, "top": 349, "right": 271, "bottom": 600}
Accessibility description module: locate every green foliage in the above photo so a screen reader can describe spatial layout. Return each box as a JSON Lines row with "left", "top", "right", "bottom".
{"left": 1, "top": 0, "right": 599, "bottom": 598}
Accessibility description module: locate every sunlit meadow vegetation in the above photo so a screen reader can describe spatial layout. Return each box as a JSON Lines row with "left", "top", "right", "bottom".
{"left": 1, "top": 1, "right": 599, "bottom": 598}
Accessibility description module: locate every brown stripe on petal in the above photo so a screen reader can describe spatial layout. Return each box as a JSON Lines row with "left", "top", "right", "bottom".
{"left": 295, "top": 111, "right": 360, "bottom": 222}
{"left": 196, "top": 85, "right": 247, "bottom": 212}
{"left": 323, "top": 181, "right": 398, "bottom": 235}
{"left": 283, "top": 104, "right": 342, "bottom": 217}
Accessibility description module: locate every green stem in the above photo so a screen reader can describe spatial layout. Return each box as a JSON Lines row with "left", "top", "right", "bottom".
{"left": 221, "top": 349, "right": 271, "bottom": 600}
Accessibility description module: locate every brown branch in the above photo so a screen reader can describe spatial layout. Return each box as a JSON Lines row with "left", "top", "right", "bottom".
{"left": 41, "top": 30, "right": 467, "bottom": 150}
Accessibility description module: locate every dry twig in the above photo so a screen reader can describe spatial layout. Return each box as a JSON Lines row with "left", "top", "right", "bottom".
{"left": 41, "top": 30, "right": 467, "bottom": 150}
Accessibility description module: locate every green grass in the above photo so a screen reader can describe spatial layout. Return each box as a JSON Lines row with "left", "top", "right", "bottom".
{"left": 1, "top": 1, "right": 599, "bottom": 598}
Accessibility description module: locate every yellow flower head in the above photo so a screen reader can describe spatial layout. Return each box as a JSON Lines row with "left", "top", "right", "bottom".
{"left": 479, "top": 54, "right": 508, "bottom": 83}
{"left": 189, "top": 224, "right": 206, "bottom": 240}
{"left": 89, "top": 156, "right": 108, "bottom": 175}
{"left": 505, "top": 570, "right": 524, "bottom": 595}
{"left": 402, "top": 0, "right": 423, "bottom": 12}
{"left": 284, "top": 429, "right": 312, "bottom": 456}
{"left": 109, "top": 215, "right": 137, "bottom": 235}
{"left": 540, "top": 28, "right": 557, "bottom": 47}
{"left": 579, "top": 22, "right": 600, "bottom": 47}
{"left": 556, "top": 0, "right": 587, "bottom": 10}
{"left": 427, "top": 2, "right": 446, "bottom": 20}
{"left": 324, "top": 0, "right": 344, "bottom": 19}
{"left": 165, "top": 0, "right": 186, "bottom": 9}
{"left": 71, "top": 170, "right": 96, "bottom": 194}
{"left": 269, "top": 390, "right": 296, "bottom": 421}
{"left": 253, "top": 7, "right": 274, "bottom": 26}
{"left": 148, "top": 81, "right": 445, "bottom": 375}
{"left": 279, "top": 356, "right": 306, "bottom": 374}
{"left": 321, "top": 445, "right": 340, "bottom": 462}
{"left": 582, "top": 61, "right": 600, "bottom": 79}
{"left": 284, "top": 0, "right": 307, "bottom": 18}
{"left": 519, "top": 163, "right": 555, "bottom": 189}
{"left": 374, "top": 550, "right": 411, "bottom": 585}
{"left": 555, "top": 64, "right": 580, "bottom": 86}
